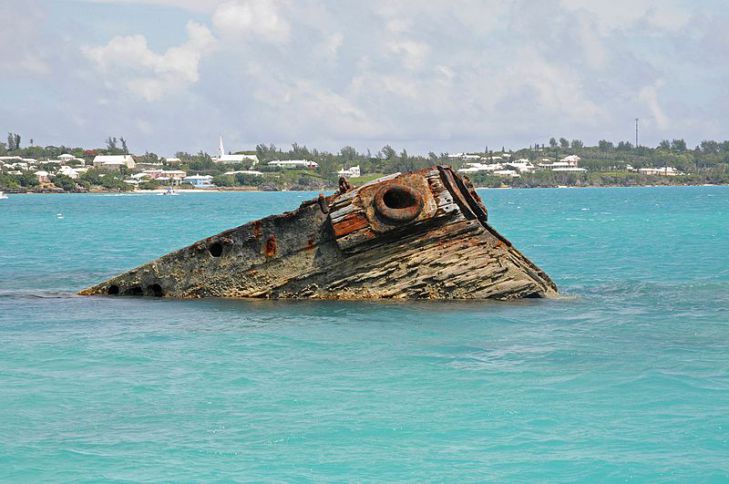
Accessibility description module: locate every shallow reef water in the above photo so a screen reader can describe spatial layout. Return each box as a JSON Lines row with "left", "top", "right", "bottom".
{"left": 1, "top": 186, "right": 728, "bottom": 481}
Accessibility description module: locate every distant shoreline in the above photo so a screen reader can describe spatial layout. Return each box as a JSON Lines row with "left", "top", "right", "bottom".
{"left": 4, "top": 182, "right": 726, "bottom": 195}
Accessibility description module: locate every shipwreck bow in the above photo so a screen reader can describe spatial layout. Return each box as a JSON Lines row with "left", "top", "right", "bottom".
{"left": 80, "top": 166, "right": 558, "bottom": 300}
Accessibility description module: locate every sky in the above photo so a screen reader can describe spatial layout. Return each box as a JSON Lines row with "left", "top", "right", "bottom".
{"left": 1, "top": 0, "right": 728, "bottom": 156}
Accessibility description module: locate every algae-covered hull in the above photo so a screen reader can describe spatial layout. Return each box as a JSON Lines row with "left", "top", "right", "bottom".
{"left": 80, "top": 166, "right": 558, "bottom": 300}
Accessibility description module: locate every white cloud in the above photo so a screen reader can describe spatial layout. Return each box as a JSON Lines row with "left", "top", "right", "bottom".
{"left": 321, "top": 32, "right": 344, "bottom": 60}
{"left": 4, "top": 0, "right": 728, "bottom": 153}
{"left": 81, "top": 0, "right": 224, "bottom": 13}
{"left": 82, "top": 21, "right": 216, "bottom": 101}
{"left": 212, "top": 0, "right": 290, "bottom": 43}
{"left": 639, "top": 80, "right": 669, "bottom": 129}
{"left": 560, "top": 0, "right": 688, "bottom": 34}
{"left": 0, "top": 1, "right": 50, "bottom": 76}
{"left": 388, "top": 39, "right": 430, "bottom": 70}
{"left": 246, "top": 66, "right": 378, "bottom": 138}
{"left": 576, "top": 15, "right": 609, "bottom": 69}
{"left": 647, "top": 5, "right": 690, "bottom": 31}
{"left": 560, "top": 0, "right": 651, "bottom": 32}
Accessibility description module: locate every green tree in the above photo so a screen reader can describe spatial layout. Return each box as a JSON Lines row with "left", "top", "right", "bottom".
{"left": 339, "top": 145, "right": 359, "bottom": 162}
{"left": 235, "top": 173, "right": 263, "bottom": 186}
{"left": 51, "top": 174, "right": 76, "bottom": 192}
{"left": 559, "top": 138, "right": 569, "bottom": 149}
{"left": 381, "top": 145, "right": 397, "bottom": 160}
{"left": 549, "top": 137, "right": 557, "bottom": 148}
{"left": 0, "top": 173, "right": 21, "bottom": 190}
{"left": 671, "top": 139, "right": 687, "bottom": 152}
{"left": 700, "top": 140, "right": 719, "bottom": 154}
{"left": 316, "top": 154, "right": 339, "bottom": 180}
{"left": 212, "top": 175, "right": 235, "bottom": 187}
{"left": 7, "top": 132, "right": 21, "bottom": 151}
{"left": 18, "top": 172, "right": 39, "bottom": 187}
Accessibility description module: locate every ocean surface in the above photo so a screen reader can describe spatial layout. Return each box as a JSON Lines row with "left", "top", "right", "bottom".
{"left": 1, "top": 186, "right": 727, "bottom": 481}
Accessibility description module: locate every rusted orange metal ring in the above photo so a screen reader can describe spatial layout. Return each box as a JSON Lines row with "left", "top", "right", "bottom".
{"left": 374, "top": 184, "right": 424, "bottom": 223}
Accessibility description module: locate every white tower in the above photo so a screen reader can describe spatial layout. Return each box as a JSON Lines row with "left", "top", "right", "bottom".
{"left": 219, "top": 136, "right": 225, "bottom": 158}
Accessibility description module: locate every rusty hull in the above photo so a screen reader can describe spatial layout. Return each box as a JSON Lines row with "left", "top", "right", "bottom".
{"left": 79, "top": 166, "right": 558, "bottom": 300}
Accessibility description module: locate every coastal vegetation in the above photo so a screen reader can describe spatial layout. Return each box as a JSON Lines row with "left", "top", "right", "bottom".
{"left": 1, "top": 133, "right": 728, "bottom": 193}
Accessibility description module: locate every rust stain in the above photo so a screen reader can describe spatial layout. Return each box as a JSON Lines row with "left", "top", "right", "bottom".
{"left": 265, "top": 236, "right": 277, "bottom": 257}
{"left": 307, "top": 237, "right": 315, "bottom": 250}
{"left": 332, "top": 213, "right": 369, "bottom": 237}
{"left": 317, "top": 194, "right": 330, "bottom": 214}
{"left": 373, "top": 184, "right": 424, "bottom": 223}
{"left": 253, "top": 221, "right": 262, "bottom": 239}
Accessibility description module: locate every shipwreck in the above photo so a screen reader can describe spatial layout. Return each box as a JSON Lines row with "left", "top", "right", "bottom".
{"left": 80, "top": 166, "right": 558, "bottom": 300}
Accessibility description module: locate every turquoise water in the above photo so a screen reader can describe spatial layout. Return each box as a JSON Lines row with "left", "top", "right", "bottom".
{"left": 1, "top": 187, "right": 727, "bottom": 481}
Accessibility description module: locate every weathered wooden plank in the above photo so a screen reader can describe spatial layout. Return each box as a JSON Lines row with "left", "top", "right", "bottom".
{"left": 329, "top": 202, "right": 360, "bottom": 223}
{"left": 331, "top": 212, "right": 369, "bottom": 237}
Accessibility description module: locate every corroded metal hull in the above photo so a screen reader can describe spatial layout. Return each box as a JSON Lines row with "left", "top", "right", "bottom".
{"left": 80, "top": 166, "right": 558, "bottom": 300}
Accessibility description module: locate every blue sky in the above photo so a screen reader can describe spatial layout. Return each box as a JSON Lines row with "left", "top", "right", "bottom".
{"left": 1, "top": 0, "right": 728, "bottom": 155}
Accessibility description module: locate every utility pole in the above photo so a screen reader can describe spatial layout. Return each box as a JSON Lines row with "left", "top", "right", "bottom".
{"left": 635, "top": 118, "right": 639, "bottom": 148}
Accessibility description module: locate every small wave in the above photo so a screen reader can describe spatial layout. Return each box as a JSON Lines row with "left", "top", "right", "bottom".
{"left": 0, "top": 289, "right": 80, "bottom": 300}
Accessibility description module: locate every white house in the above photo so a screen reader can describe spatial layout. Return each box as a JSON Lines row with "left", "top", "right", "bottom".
{"left": 551, "top": 166, "right": 587, "bottom": 172}
{"left": 457, "top": 162, "right": 522, "bottom": 177}
{"left": 223, "top": 170, "right": 263, "bottom": 176}
{"left": 58, "top": 165, "right": 83, "bottom": 179}
{"left": 538, "top": 155, "right": 586, "bottom": 172}
{"left": 337, "top": 165, "right": 361, "bottom": 178}
{"left": 506, "top": 160, "right": 535, "bottom": 173}
{"left": 268, "top": 159, "right": 319, "bottom": 169}
{"left": 143, "top": 169, "right": 187, "bottom": 183}
{"left": 184, "top": 174, "right": 215, "bottom": 188}
{"left": 93, "top": 155, "right": 136, "bottom": 170}
{"left": 457, "top": 163, "right": 504, "bottom": 174}
{"left": 493, "top": 169, "right": 520, "bottom": 177}
{"left": 58, "top": 154, "right": 84, "bottom": 164}
{"left": 213, "top": 137, "right": 259, "bottom": 165}
{"left": 215, "top": 153, "right": 259, "bottom": 164}
{"left": 34, "top": 170, "right": 50, "bottom": 183}
{"left": 448, "top": 153, "right": 483, "bottom": 161}
{"left": 639, "top": 167, "right": 681, "bottom": 176}
{"left": 561, "top": 155, "right": 581, "bottom": 166}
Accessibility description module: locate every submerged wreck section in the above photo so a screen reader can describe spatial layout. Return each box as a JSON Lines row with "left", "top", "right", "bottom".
{"left": 80, "top": 166, "right": 558, "bottom": 300}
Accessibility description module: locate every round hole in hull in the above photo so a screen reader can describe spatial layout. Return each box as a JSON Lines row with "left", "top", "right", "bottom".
{"left": 374, "top": 184, "right": 424, "bottom": 223}
{"left": 147, "top": 284, "right": 164, "bottom": 297}
{"left": 108, "top": 285, "right": 120, "bottom": 295}
{"left": 209, "top": 242, "right": 223, "bottom": 257}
